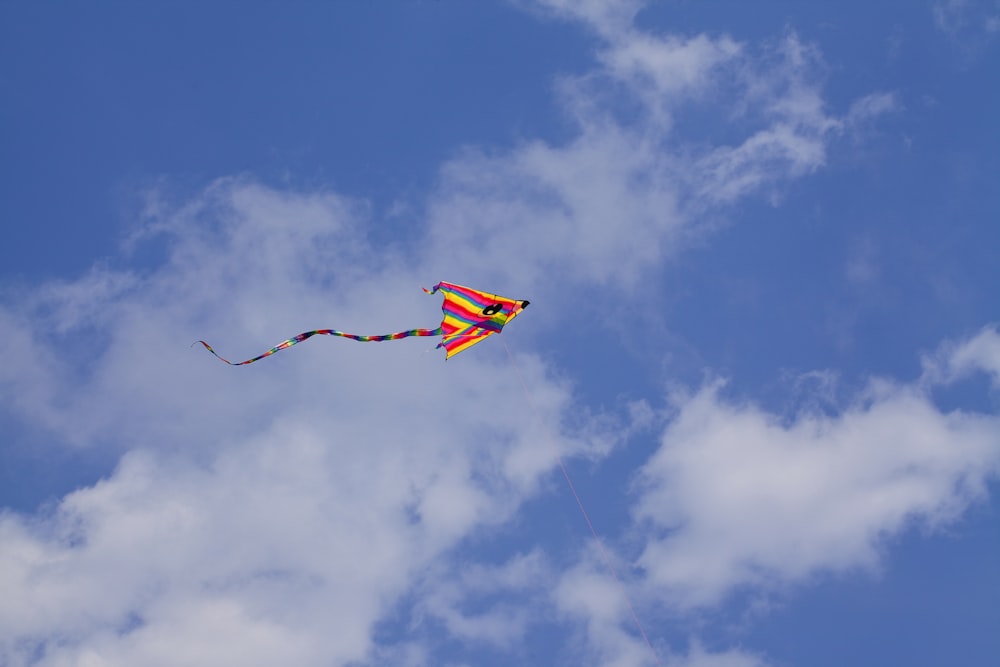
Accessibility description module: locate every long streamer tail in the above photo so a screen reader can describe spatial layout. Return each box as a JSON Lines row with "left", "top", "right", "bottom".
{"left": 194, "top": 327, "right": 445, "bottom": 365}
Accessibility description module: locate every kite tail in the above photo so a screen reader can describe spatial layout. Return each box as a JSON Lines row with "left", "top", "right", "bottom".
{"left": 194, "top": 326, "right": 445, "bottom": 365}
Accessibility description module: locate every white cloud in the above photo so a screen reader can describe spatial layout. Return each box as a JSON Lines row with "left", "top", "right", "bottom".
{"left": 552, "top": 555, "right": 773, "bottom": 667}
{"left": 922, "top": 325, "right": 1000, "bottom": 387}
{"left": 669, "top": 642, "right": 770, "bottom": 667}
{"left": 0, "top": 179, "right": 599, "bottom": 667}
{"left": 845, "top": 92, "right": 898, "bottom": 128}
{"left": 519, "top": 0, "right": 644, "bottom": 37}
{"left": 934, "top": 0, "right": 1000, "bottom": 34}
{"left": 553, "top": 556, "right": 657, "bottom": 667}
{"left": 1, "top": 440, "right": 413, "bottom": 666}
{"left": 932, "top": 0, "right": 1000, "bottom": 54}
{"left": 544, "top": 335, "right": 1000, "bottom": 661}
{"left": 633, "top": 331, "right": 1000, "bottom": 609}
{"left": 845, "top": 235, "right": 879, "bottom": 286}
{"left": 415, "top": 551, "right": 548, "bottom": 645}
{"left": 425, "top": 28, "right": 889, "bottom": 292}
{"left": 598, "top": 33, "right": 742, "bottom": 128}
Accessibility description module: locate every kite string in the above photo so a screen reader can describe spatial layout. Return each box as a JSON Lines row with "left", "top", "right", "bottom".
{"left": 501, "top": 338, "right": 663, "bottom": 667}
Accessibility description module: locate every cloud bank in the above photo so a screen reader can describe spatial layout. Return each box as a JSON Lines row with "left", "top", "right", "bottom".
{"left": 635, "top": 335, "right": 1000, "bottom": 609}
{"left": 1, "top": 3, "right": 992, "bottom": 667}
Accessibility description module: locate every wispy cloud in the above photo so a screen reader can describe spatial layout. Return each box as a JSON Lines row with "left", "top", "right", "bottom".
{"left": 425, "top": 23, "right": 891, "bottom": 293}
{"left": 932, "top": 0, "right": 1000, "bottom": 56}
{"left": 0, "top": 178, "right": 599, "bottom": 666}
{"left": 921, "top": 325, "right": 1000, "bottom": 387}
{"left": 0, "top": 3, "right": 970, "bottom": 667}
{"left": 633, "top": 329, "right": 1000, "bottom": 609}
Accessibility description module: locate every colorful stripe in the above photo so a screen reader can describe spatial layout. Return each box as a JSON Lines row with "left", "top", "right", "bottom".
{"left": 197, "top": 282, "right": 528, "bottom": 365}
{"left": 427, "top": 281, "right": 529, "bottom": 359}
{"left": 195, "top": 327, "right": 444, "bottom": 365}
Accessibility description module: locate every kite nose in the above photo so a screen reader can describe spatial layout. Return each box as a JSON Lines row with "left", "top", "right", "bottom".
{"left": 521, "top": 300, "right": 530, "bottom": 308}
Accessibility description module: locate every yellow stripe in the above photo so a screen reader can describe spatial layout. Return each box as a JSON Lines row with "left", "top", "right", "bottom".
{"left": 445, "top": 331, "right": 495, "bottom": 358}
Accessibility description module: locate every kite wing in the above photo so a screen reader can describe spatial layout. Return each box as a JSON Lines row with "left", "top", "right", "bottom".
{"left": 196, "top": 281, "right": 529, "bottom": 364}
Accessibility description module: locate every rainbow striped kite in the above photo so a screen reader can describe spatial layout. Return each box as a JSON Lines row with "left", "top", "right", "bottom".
{"left": 196, "top": 281, "right": 529, "bottom": 364}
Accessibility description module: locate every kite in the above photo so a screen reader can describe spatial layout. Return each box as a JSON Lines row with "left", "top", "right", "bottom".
{"left": 195, "top": 281, "right": 529, "bottom": 364}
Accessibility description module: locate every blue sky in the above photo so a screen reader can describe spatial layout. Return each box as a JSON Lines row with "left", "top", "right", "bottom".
{"left": 1, "top": 2, "right": 998, "bottom": 666}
